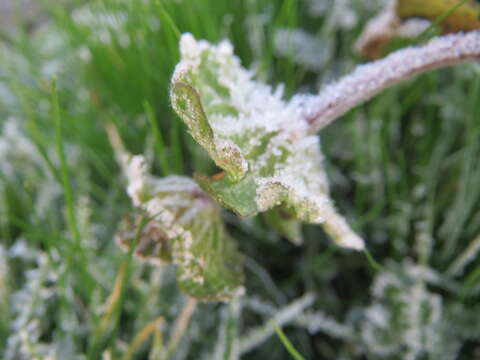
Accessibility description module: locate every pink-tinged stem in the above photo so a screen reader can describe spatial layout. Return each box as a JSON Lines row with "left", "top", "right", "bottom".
{"left": 304, "top": 31, "right": 480, "bottom": 134}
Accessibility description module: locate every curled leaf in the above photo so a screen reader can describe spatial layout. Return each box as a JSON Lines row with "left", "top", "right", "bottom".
{"left": 117, "top": 155, "right": 244, "bottom": 301}
{"left": 170, "top": 34, "right": 364, "bottom": 250}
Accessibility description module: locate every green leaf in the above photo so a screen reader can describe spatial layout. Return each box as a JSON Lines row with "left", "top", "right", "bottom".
{"left": 263, "top": 208, "right": 303, "bottom": 245}
{"left": 175, "top": 207, "right": 244, "bottom": 301}
{"left": 170, "top": 34, "right": 364, "bottom": 250}
{"left": 195, "top": 173, "right": 258, "bottom": 217}
{"left": 117, "top": 155, "right": 244, "bottom": 301}
{"left": 171, "top": 82, "right": 248, "bottom": 181}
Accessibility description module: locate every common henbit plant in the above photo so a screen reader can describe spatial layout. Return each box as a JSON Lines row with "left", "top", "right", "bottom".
{"left": 4, "top": 1, "right": 480, "bottom": 359}
{"left": 171, "top": 33, "right": 365, "bottom": 251}
{"left": 111, "top": 28, "right": 480, "bottom": 301}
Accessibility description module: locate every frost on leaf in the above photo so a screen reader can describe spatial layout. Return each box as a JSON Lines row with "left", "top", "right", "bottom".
{"left": 170, "top": 33, "right": 364, "bottom": 250}
{"left": 116, "top": 155, "right": 244, "bottom": 301}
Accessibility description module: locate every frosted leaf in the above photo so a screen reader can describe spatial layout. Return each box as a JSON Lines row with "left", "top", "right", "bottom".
{"left": 117, "top": 155, "right": 244, "bottom": 301}
{"left": 171, "top": 33, "right": 364, "bottom": 250}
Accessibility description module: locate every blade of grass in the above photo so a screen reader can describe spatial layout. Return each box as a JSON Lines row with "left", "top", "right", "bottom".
{"left": 272, "top": 322, "right": 305, "bottom": 360}
{"left": 170, "top": 117, "right": 184, "bottom": 174}
{"left": 52, "top": 76, "right": 81, "bottom": 249}
{"left": 163, "top": 297, "right": 197, "bottom": 359}
{"left": 414, "top": 0, "right": 469, "bottom": 44}
{"left": 87, "top": 214, "right": 151, "bottom": 359}
{"left": 51, "top": 76, "right": 96, "bottom": 294}
{"left": 155, "top": 0, "right": 181, "bottom": 42}
{"left": 274, "top": 0, "right": 298, "bottom": 95}
{"left": 363, "top": 248, "right": 385, "bottom": 273}
{"left": 122, "top": 316, "right": 164, "bottom": 360}
{"left": 143, "top": 100, "right": 170, "bottom": 176}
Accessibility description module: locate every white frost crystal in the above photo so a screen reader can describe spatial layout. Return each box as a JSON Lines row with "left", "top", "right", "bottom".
{"left": 171, "top": 33, "right": 364, "bottom": 250}
{"left": 117, "top": 154, "right": 244, "bottom": 301}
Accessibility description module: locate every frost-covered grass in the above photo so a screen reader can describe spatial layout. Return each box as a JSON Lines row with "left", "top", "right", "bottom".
{"left": 1, "top": 0, "right": 480, "bottom": 359}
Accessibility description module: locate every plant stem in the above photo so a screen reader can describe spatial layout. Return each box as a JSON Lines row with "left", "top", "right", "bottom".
{"left": 305, "top": 30, "right": 480, "bottom": 133}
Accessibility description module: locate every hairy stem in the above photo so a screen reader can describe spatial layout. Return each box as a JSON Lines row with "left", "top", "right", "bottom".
{"left": 304, "top": 30, "right": 480, "bottom": 133}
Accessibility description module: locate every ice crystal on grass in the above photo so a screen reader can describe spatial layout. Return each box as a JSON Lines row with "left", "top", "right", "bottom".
{"left": 273, "top": 28, "right": 330, "bottom": 71}
{"left": 303, "top": 0, "right": 359, "bottom": 29}
{"left": 295, "top": 311, "right": 354, "bottom": 340}
{"left": 0, "top": 118, "right": 62, "bottom": 217}
{"left": 208, "top": 299, "right": 241, "bottom": 360}
{"left": 4, "top": 246, "right": 63, "bottom": 360}
{"left": 72, "top": 5, "right": 128, "bottom": 45}
{"left": 239, "top": 293, "right": 315, "bottom": 355}
{"left": 447, "top": 233, "right": 480, "bottom": 277}
{"left": 0, "top": 118, "right": 41, "bottom": 178}
{"left": 360, "top": 263, "right": 461, "bottom": 360}
{"left": 171, "top": 34, "right": 364, "bottom": 250}
{"left": 116, "top": 154, "right": 244, "bottom": 301}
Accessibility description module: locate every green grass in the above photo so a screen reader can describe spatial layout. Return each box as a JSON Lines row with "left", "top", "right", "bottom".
{"left": 1, "top": 0, "right": 480, "bottom": 359}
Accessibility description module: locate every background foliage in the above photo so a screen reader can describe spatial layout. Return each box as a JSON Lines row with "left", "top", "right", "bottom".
{"left": 1, "top": 0, "right": 480, "bottom": 359}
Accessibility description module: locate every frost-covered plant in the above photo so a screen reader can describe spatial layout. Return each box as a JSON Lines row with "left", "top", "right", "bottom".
{"left": 0, "top": 118, "right": 62, "bottom": 217}
{"left": 72, "top": 5, "right": 129, "bottom": 46}
{"left": 0, "top": 118, "right": 41, "bottom": 178}
{"left": 303, "top": 0, "right": 360, "bottom": 29}
{"left": 170, "top": 30, "right": 480, "bottom": 251}
{"left": 360, "top": 262, "right": 460, "bottom": 360}
{"left": 110, "top": 128, "right": 244, "bottom": 301}
{"left": 4, "top": 243, "right": 62, "bottom": 360}
{"left": 301, "top": 30, "right": 480, "bottom": 132}
{"left": 171, "top": 34, "right": 365, "bottom": 250}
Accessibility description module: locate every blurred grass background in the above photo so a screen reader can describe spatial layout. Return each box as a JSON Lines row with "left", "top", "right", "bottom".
{"left": 1, "top": 0, "right": 480, "bottom": 359}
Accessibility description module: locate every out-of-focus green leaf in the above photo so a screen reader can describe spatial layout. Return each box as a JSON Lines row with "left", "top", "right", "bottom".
{"left": 117, "top": 155, "right": 244, "bottom": 301}
{"left": 263, "top": 208, "right": 303, "bottom": 245}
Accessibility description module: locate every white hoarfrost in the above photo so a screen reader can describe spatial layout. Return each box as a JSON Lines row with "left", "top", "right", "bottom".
{"left": 361, "top": 263, "right": 449, "bottom": 360}
{"left": 171, "top": 33, "right": 364, "bottom": 250}
{"left": 239, "top": 293, "right": 315, "bottom": 354}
